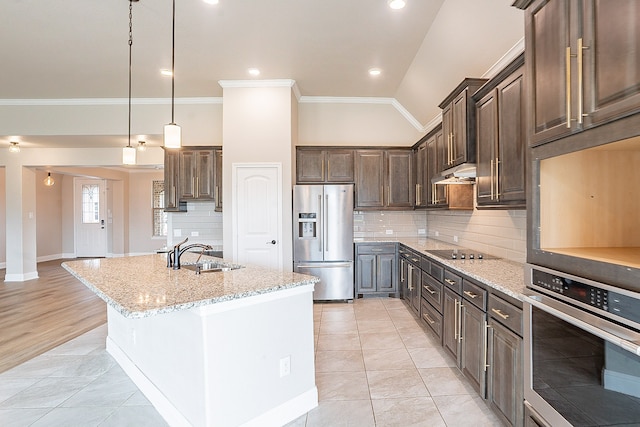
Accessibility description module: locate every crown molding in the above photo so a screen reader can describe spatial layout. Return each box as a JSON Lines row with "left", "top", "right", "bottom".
{"left": 218, "top": 79, "right": 296, "bottom": 89}
{"left": 482, "top": 37, "right": 525, "bottom": 80}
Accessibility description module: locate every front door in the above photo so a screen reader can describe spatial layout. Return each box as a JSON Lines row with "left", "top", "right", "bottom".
{"left": 232, "top": 164, "right": 282, "bottom": 269}
{"left": 75, "top": 178, "right": 107, "bottom": 257}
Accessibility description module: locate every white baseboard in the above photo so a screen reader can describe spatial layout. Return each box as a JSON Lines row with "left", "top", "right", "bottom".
{"left": 4, "top": 271, "right": 39, "bottom": 282}
{"left": 240, "top": 387, "right": 318, "bottom": 427}
{"left": 37, "top": 253, "right": 63, "bottom": 263}
{"left": 604, "top": 368, "right": 640, "bottom": 399}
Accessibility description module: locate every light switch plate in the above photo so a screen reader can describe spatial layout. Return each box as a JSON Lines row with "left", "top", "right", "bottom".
{"left": 385, "top": 229, "right": 393, "bottom": 235}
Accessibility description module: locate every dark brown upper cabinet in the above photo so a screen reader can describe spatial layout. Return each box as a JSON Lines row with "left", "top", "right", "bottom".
{"left": 354, "top": 149, "right": 414, "bottom": 210}
{"left": 517, "top": 0, "right": 640, "bottom": 146}
{"left": 180, "top": 149, "right": 215, "bottom": 201}
{"left": 164, "top": 149, "right": 182, "bottom": 212}
{"left": 474, "top": 54, "right": 526, "bottom": 209}
{"left": 296, "top": 148, "right": 355, "bottom": 183}
{"left": 439, "top": 78, "right": 488, "bottom": 170}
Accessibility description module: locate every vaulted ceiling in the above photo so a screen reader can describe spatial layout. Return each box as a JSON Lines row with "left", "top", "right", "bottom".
{"left": 1, "top": 0, "right": 523, "bottom": 146}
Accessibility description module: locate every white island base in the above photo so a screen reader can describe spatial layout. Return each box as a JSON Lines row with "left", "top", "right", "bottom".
{"left": 105, "top": 285, "right": 317, "bottom": 427}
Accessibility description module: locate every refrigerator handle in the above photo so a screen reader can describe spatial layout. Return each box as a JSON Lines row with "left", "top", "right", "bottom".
{"left": 318, "top": 194, "right": 323, "bottom": 253}
{"left": 324, "top": 194, "right": 329, "bottom": 252}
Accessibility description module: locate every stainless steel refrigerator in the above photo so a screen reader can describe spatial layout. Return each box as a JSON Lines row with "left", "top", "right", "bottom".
{"left": 293, "top": 184, "right": 354, "bottom": 301}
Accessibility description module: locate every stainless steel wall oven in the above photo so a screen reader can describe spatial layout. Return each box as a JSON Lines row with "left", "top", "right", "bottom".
{"left": 523, "top": 264, "right": 640, "bottom": 426}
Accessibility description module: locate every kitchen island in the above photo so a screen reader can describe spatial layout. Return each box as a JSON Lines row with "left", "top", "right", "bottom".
{"left": 63, "top": 253, "right": 319, "bottom": 427}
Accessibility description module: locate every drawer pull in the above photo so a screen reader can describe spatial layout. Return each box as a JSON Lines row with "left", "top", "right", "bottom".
{"left": 411, "top": 258, "right": 420, "bottom": 263}
{"left": 463, "top": 290, "right": 479, "bottom": 299}
{"left": 422, "top": 312, "right": 436, "bottom": 325}
{"left": 444, "top": 279, "right": 456, "bottom": 286}
{"left": 491, "top": 308, "right": 510, "bottom": 320}
{"left": 423, "top": 285, "right": 436, "bottom": 295}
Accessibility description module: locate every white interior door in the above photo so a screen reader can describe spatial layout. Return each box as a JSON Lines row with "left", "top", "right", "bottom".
{"left": 233, "top": 163, "right": 282, "bottom": 269}
{"left": 75, "top": 178, "right": 107, "bottom": 257}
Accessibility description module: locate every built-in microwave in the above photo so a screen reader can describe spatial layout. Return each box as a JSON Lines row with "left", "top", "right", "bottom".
{"left": 527, "top": 133, "right": 640, "bottom": 294}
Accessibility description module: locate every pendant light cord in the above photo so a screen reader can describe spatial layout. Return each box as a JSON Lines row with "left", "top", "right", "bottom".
{"left": 171, "top": 0, "right": 176, "bottom": 124}
{"left": 128, "top": 0, "right": 134, "bottom": 148}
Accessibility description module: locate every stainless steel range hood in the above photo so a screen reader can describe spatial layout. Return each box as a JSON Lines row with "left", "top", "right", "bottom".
{"left": 433, "top": 163, "right": 476, "bottom": 184}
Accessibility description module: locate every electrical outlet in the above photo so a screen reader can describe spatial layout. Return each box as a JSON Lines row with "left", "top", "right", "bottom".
{"left": 418, "top": 229, "right": 426, "bottom": 235}
{"left": 453, "top": 235, "right": 459, "bottom": 243}
{"left": 385, "top": 229, "right": 393, "bottom": 235}
{"left": 191, "top": 231, "right": 199, "bottom": 237}
{"left": 434, "top": 230, "right": 439, "bottom": 237}
{"left": 279, "top": 356, "right": 291, "bottom": 377}
{"left": 173, "top": 229, "right": 182, "bottom": 237}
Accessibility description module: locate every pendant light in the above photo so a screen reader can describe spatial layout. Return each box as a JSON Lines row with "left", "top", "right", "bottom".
{"left": 9, "top": 141, "right": 20, "bottom": 153}
{"left": 44, "top": 172, "right": 55, "bottom": 187}
{"left": 163, "top": 0, "right": 181, "bottom": 148}
{"left": 123, "top": 0, "right": 139, "bottom": 165}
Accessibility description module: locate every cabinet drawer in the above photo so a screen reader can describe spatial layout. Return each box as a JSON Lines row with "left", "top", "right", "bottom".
{"left": 421, "top": 274, "right": 443, "bottom": 313}
{"left": 462, "top": 280, "right": 487, "bottom": 311}
{"left": 356, "top": 243, "right": 396, "bottom": 255}
{"left": 429, "top": 261, "right": 444, "bottom": 282}
{"left": 420, "top": 256, "right": 431, "bottom": 273}
{"left": 488, "top": 294, "right": 523, "bottom": 336}
{"left": 443, "top": 270, "right": 462, "bottom": 293}
{"left": 421, "top": 299, "right": 443, "bottom": 342}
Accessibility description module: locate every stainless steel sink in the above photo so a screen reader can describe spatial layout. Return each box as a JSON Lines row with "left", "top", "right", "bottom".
{"left": 181, "top": 261, "right": 242, "bottom": 274}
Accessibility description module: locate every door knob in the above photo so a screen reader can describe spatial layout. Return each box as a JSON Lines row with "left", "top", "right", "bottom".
{"left": 267, "top": 240, "right": 276, "bottom": 245}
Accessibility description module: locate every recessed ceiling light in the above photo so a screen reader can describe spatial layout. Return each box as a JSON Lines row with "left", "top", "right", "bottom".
{"left": 248, "top": 68, "right": 261, "bottom": 76}
{"left": 203, "top": 0, "right": 219, "bottom": 4}
{"left": 368, "top": 68, "right": 382, "bottom": 76}
{"left": 160, "top": 69, "right": 173, "bottom": 77}
{"left": 388, "top": 0, "right": 406, "bottom": 10}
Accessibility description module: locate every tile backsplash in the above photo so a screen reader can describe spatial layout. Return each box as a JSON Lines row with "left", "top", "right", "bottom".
{"left": 353, "top": 211, "right": 428, "bottom": 239}
{"left": 426, "top": 209, "right": 526, "bottom": 263}
{"left": 167, "top": 202, "right": 223, "bottom": 249}
{"left": 354, "top": 209, "right": 526, "bottom": 263}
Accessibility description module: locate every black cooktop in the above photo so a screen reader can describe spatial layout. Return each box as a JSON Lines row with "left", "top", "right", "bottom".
{"left": 425, "top": 248, "right": 499, "bottom": 260}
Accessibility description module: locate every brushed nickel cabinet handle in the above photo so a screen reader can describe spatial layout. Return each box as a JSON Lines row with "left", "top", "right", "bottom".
{"left": 578, "top": 38, "right": 589, "bottom": 124}
{"left": 423, "top": 312, "right": 436, "bottom": 325}
{"left": 445, "top": 278, "right": 456, "bottom": 286}
{"left": 423, "top": 285, "right": 436, "bottom": 295}
{"left": 490, "top": 159, "right": 494, "bottom": 200}
{"left": 484, "top": 321, "right": 491, "bottom": 372}
{"left": 463, "top": 290, "right": 479, "bottom": 299}
{"left": 491, "top": 308, "right": 510, "bottom": 320}
{"left": 495, "top": 158, "right": 500, "bottom": 200}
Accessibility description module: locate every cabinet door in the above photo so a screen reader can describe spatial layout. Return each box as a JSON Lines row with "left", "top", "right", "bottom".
{"left": 415, "top": 143, "right": 427, "bottom": 207}
{"left": 377, "top": 254, "right": 396, "bottom": 292}
{"left": 214, "top": 149, "right": 222, "bottom": 211}
{"left": 326, "top": 150, "right": 355, "bottom": 183}
{"left": 488, "top": 319, "right": 523, "bottom": 427}
{"left": 476, "top": 90, "right": 498, "bottom": 205}
{"left": 443, "top": 288, "right": 461, "bottom": 363}
{"left": 179, "top": 150, "right": 198, "bottom": 199}
{"left": 427, "top": 131, "right": 447, "bottom": 207}
{"left": 525, "top": 0, "right": 575, "bottom": 146}
{"left": 583, "top": 1, "right": 640, "bottom": 128}
{"left": 442, "top": 103, "right": 454, "bottom": 169}
{"left": 164, "top": 149, "right": 180, "bottom": 210}
{"left": 355, "top": 150, "right": 385, "bottom": 208}
{"left": 355, "top": 254, "right": 376, "bottom": 293}
{"left": 460, "top": 303, "right": 487, "bottom": 397}
{"left": 497, "top": 68, "right": 526, "bottom": 205}
{"left": 410, "top": 264, "right": 421, "bottom": 314}
{"left": 195, "top": 150, "right": 215, "bottom": 200}
{"left": 296, "top": 149, "right": 324, "bottom": 183}
{"left": 387, "top": 150, "right": 414, "bottom": 208}
{"left": 451, "top": 90, "right": 469, "bottom": 166}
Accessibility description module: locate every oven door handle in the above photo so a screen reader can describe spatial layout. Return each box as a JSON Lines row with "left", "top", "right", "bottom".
{"left": 524, "top": 293, "right": 640, "bottom": 356}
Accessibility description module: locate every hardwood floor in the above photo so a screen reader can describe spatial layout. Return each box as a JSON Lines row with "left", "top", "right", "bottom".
{"left": 0, "top": 259, "right": 106, "bottom": 373}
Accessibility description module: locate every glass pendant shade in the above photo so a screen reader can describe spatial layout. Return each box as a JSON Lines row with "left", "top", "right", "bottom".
{"left": 43, "top": 173, "right": 55, "bottom": 187}
{"left": 123, "top": 145, "right": 137, "bottom": 165}
{"left": 9, "top": 142, "right": 20, "bottom": 153}
{"left": 164, "top": 123, "right": 182, "bottom": 148}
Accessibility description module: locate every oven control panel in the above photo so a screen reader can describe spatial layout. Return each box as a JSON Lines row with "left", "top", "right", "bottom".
{"left": 531, "top": 267, "right": 640, "bottom": 326}
{"left": 532, "top": 269, "right": 608, "bottom": 309}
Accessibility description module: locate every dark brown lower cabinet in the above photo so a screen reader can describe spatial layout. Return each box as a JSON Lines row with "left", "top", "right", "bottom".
{"left": 488, "top": 319, "right": 523, "bottom": 426}
{"left": 460, "top": 302, "right": 487, "bottom": 397}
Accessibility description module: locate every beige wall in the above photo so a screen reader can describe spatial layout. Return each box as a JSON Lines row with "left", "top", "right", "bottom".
{"left": 35, "top": 170, "right": 63, "bottom": 260}
{"left": 0, "top": 168, "right": 4, "bottom": 266}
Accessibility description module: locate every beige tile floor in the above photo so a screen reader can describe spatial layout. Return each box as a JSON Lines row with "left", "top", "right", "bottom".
{"left": 286, "top": 297, "right": 503, "bottom": 427}
{"left": 0, "top": 297, "right": 502, "bottom": 426}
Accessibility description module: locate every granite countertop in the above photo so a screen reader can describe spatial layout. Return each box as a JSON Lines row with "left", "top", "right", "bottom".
{"left": 356, "top": 237, "right": 527, "bottom": 301}
{"left": 63, "top": 253, "right": 319, "bottom": 319}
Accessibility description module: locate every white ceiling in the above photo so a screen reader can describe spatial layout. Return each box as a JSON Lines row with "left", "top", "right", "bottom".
{"left": 1, "top": 0, "right": 524, "bottom": 148}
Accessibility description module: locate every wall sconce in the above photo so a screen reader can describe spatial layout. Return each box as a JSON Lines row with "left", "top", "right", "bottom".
{"left": 9, "top": 141, "right": 20, "bottom": 153}
{"left": 44, "top": 172, "right": 55, "bottom": 187}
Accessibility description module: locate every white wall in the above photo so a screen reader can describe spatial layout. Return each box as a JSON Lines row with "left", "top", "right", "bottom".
{"left": 128, "top": 171, "right": 166, "bottom": 255}
{"left": 35, "top": 170, "right": 63, "bottom": 260}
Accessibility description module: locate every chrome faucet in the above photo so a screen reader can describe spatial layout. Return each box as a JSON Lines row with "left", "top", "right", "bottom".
{"left": 166, "top": 238, "right": 213, "bottom": 270}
